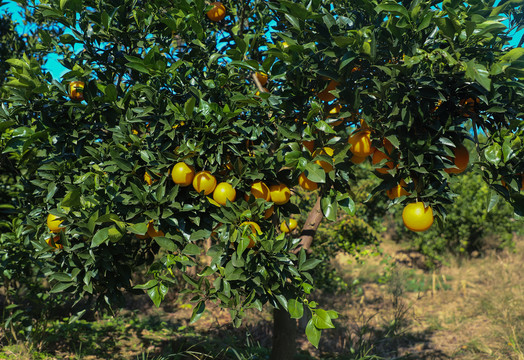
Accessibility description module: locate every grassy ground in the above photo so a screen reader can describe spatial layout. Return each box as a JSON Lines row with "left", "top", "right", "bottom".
{"left": 1, "top": 236, "right": 523, "bottom": 360}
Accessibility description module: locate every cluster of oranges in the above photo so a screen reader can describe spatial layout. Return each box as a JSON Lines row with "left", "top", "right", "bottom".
{"left": 306, "top": 79, "right": 480, "bottom": 232}
{"left": 46, "top": 214, "right": 65, "bottom": 250}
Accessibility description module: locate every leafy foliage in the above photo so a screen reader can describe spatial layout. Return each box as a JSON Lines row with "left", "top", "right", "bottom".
{"left": 395, "top": 169, "right": 523, "bottom": 268}
{"left": 0, "top": 0, "right": 523, "bottom": 349}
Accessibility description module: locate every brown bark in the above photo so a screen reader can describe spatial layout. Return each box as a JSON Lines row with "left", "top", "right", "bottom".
{"left": 270, "top": 195, "right": 324, "bottom": 360}
{"left": 296, "top": 195, "right": 323, "bottom": 252}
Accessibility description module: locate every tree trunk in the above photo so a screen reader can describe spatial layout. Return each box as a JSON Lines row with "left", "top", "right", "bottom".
{"left": 270, "top": 308, "right": 297, "bottom": 360}
{"left": 270, "top": 195, "right": 324, "bottom": 360}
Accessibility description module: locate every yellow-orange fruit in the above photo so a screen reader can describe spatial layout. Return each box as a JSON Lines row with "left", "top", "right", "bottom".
{"left": 312, "top": 147, "right": 334, "bottom": 173}
{"left": 206, "top": 2, "right": 226, "bottom": 21}
{"left": 444, "top": 144, "right": 469, "bottom": 174}
{"left": 298, "top": 173, "right": 318, "bottom": 191}
{"left": 269, "top": 183, "right": 291, "bottom": 205}
{"left": 348, "top": 130, "right": 373, "bottom": 157}
{"left": 402, "top": 202, "right": 434, "bottom": 232}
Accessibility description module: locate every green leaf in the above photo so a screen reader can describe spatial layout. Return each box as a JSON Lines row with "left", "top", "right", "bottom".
{"left": 435, "top": 17, "right": 456, "bottom": 38}
{"left": 500, "top": 48, "right": 524, "bottom": 63}
{"left": 50, "top": 282, "right": 74, "bottom": 293}
{"left": 484, "top": 144, "right": 502, "bottom": 166}
{"left": 304, "top": 163, "right": 326, "bottom": 183}
{"left": 62, "top": 189, "right": 81, "bottom": 207}
{"left": 487, "top": 191, "right": 499, "bottom": 213}
{"left": 288, "top": 299, "right": 304, "bottom": 319}
{"left": 184, "top": 97, "right": 196, "bottom": 117}
{"left": 321, "top": 197, "right": 337, "bottom": 221}
{"left": 305, "top": 318, "right": 321, "bottom": 348}
{"left": 154, "top": 237, "right": 177, "bottom": 251}
{"left": 337, "top": 193, "right": 355, "bottom": 216}
{"left": 134, "top": 279, "right": 158, "bottom": 290}
{"left": 313, "top": 309, "right": 335, "bottom": 329}
{"left": 91, "top": 227, "right": 109, "bottom": 248}
{"left": 190, "top": 301, "right": 206, "bottom": 324}
{"left": 465, "top": 60, "right": 491, "bottom": 91}
{"left": 51, "top": 272, "right": 73, "bottom": 282}
{"left": 375, "top": 3, "right": 409, "bottom": 19}
{"left": 182, "top": 243, "right": 201, "bottom": 256}
{"left": 300, "top": 258, "right": 322, "bottom": 271}
{"left": 147, "top": 286, "right": 162, "bottom": 307}
{"left": 126, "top": 62, "right": 150, "bottom": 74}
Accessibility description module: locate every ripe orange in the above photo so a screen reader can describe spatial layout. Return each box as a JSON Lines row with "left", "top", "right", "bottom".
{"left": 192, "top": 171, "right": 217, "bottom": 195}
{"left": 317, "top": 79, "right": 339, "bottom": 102}
{"left": 298, "top": 172, "right": 318, "bottom": 191}
{"left": 402, "top": 202, "right": 434, "bottom": 232}
{"left": 387, "top": 179, "right": 410, "bottom": 200}
{"left": 213, "top": 182, "right": 236, "bottom": 205}
{"left": 46, "top": 235, "right": 63, "bottom": 250}
{"left": 280, "top": 218, "right": 298, "bottom": 233}
{"left": 250, "top": 181, "right": 271, "bottom": 201}
{"left": 444, "top": 144, "right": 469, "bottom": 174}
{"left": 313, "top": 147, "right": 334, "bottom": 173}
{"left": 206, "top": 1, "right": 226, "bottom": 22}
{"left": 147, "top": 220, "right": 165, "bottom": 238}
{"left": 144, "top": 171, "right": 157, "bottom": 186}
{"left": 69, "top": 81, "right": 85, "bottom": 101}
{"left": 240, "top": 221, "right": 261, "bottom": 248}
{"left": 372, "top": 149, "right": 394, "bottom": 174}
{"left": 263, "top": 205, "right": 274, "bottom": 219}
{"left": 348, "top": 130, "right": 373, "bottom": 157}
{"left": 255, "top": 72, "right": 268, "bottom": 86}
{"left": 47, "top": 213, "right": 65, "bottom": 233}
{"left": 326, "top": 103, "right": 343, "bottom": 126}
{"left": 459, "top": 97, "right": 479, "bottom": 117}
{"left": 302, "top": 140, "right": 315, "bottom": 153}
{"left": 350, "top": 155, "right": 367, "bottom": 164}
{"left": 269, "top": 183, "right": 291, "bottom": 205}
{"left": 171, "top": 162, "right": 195, "bottom": 186}
{"left": 501, "top": 174, "right": 524, "bottom": 190}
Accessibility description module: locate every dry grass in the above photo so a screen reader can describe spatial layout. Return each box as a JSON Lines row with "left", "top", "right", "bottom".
{"left": 2, "top": 237, "right": 524, "bottom": 360}
{"left": 308, "top": 236, "right": 524, "bottom": 359}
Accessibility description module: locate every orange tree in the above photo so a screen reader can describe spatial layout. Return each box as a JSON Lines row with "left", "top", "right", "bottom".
{"left": 2, "top": 0, "right": 524, "bottom": 357}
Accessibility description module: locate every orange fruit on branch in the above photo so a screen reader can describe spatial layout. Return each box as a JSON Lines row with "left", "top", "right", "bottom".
{"left": 47, "top": 213, "right": 65, "bottom": 233}
{"left": 240, "top": 221, "right": 262, "bottom": 248}
{"left": 147, "top": 220, "right": 165, "bottom": 238}
{"left": 206, "top": 1, "right": 226, "bottom": 21}
{"left": 402, "top": 202, "right": 434, "bottom": 232}
{"left": 313, "top": 147, "right": 334, "bottom": 173}
{"left": 269, "top": 183, "right": 291, "bottom": 205}
{"left": 69, "top": 81, "right": 85, "bottom": 101}
{"left": 192, "top": 171, "right": 217, "bottom": 195}
{"left": 171, "top": 162, "right": 195, "bottom": 187}
{"left": 302, "top": 140, "right": 315, "bottom": 153}
{"left": 444, "top": 144, "right": 469, "bottom": 174}
{"left": 255, "top": 72, "right": 268, "bottom": 86}
{"left": 317, "top": 79, "right": 339, "bottom": 102}
{"left": 250, "top": 181, "right": 271, "bottom": 201}
{"left": 213, "top": 182, "right": 236, "bottom": 206}
{"left": 386, "top": 179, "right": 410, "bottom": 200}
{"left": 280, "top": 218, "right": 298, "bottom": 233}
{"left": 46, "top": 235, "right": 63, "bottom": 250}
{"left": 298, "top": 172, "right": 318, "bottom": 191}
{"left": 348, "top": 130, "right": 373, "bottom": 157}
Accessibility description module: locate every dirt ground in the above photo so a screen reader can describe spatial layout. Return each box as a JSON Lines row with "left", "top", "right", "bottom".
{"left": 2, "top": 236, "right": 524, "bottom": 360}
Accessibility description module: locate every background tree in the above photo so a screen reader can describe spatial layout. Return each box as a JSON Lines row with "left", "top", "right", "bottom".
{"left": 1, "top": 0, "right": 523, "bottom": 359}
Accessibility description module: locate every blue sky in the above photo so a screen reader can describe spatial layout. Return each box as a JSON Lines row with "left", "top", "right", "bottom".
{"left": 1, "top": 0, "right": 522, "bottom": 80}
